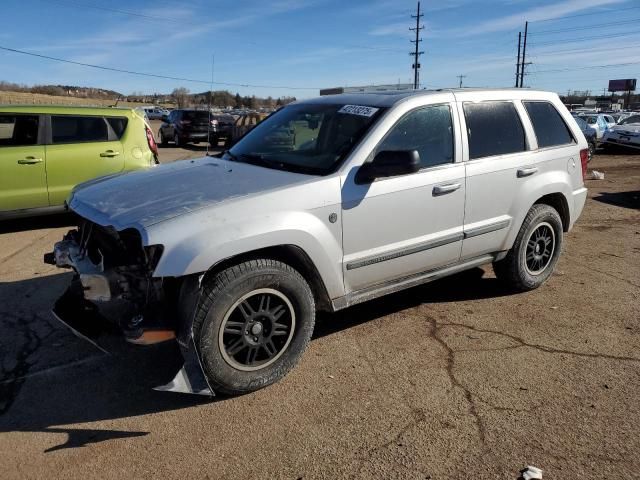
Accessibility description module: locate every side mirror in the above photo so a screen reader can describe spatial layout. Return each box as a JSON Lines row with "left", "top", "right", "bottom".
{"left": 355, "top": 150, "right": 421, "bottom": 184}
{"left": 161, "top": 115, "right": 169, "bottom": 123}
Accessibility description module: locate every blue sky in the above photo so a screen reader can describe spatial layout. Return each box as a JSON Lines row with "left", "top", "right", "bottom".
{"left": 1, "top": 0, "right": 639, "bottom": 98}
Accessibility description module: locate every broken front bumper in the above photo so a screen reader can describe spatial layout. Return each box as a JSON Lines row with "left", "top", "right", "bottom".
{"left": 46, "top": 233, "right": 214, "bottom": 396}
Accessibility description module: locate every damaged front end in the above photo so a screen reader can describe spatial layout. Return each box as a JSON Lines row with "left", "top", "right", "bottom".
{"left": 45, "top": 220, "right": 213, "bottom": 396}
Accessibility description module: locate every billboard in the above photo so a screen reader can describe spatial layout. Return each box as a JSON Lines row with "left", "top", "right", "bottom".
{"left": 608, "top": 79, "right": 636, "bottom": 92}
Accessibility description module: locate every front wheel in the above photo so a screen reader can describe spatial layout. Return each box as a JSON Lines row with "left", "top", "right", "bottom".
{"left": 493, "top": 204, "right": 563, "bottom": 291}
{"left": 588, "top": 141, "right": 596, "bottom": 162}
{"left": 193, "top": 259, "right": 315, "bottom": 395}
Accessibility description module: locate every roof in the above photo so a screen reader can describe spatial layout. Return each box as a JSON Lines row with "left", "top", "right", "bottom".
{"left": 0, "top": 105, "right": 135, "bottom": 115}
{"left": 302, "top": 88, "right": 556, "bottom": 108}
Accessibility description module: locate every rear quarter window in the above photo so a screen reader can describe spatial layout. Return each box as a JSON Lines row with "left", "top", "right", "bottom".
{"left": 0, "top": 114, "right": 39, "bottom": 146}
{"left": 524, "top": 101, "right": 574, "bottom": 148}
{"left": 463, "top": 101, "right": 526, "bottom": 159}
{"left": 106, "top": 117, "right": 128, "bottom": 139}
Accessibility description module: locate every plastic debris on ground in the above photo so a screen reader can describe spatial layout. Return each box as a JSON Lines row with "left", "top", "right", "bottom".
{"left": 520, "top": 465, "right": 543, "bottom": 480}
{"left": 586, "top": 170, "right": 604, "bottom": 180}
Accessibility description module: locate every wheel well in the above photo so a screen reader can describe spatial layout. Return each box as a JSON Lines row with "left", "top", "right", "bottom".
{"left": 535, "top": 193, "right": 570, "bottom": 232}
{"left": 201, "top": 245, "right": 333, "bottom": 312}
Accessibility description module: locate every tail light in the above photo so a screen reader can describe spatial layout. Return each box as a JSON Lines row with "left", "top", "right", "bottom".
{"left": 145, "top": 126, "right": 159, "bottom": 161}
{"left": 210, "top": 119, "right": 218, "bottom": 126}
{"left": 579, "top": 148, "right": 588, "bottom": 180}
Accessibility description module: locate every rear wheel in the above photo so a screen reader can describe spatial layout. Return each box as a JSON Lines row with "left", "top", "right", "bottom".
{"left": 159, "top": 130, "right": 168, "bottom": 146}
{"left": 493, "top": 204, "right": 563, "bottom": 291}
{"left": 174, "top": 133, "right": 181, "bottom": 147}
{"left": 193, "top": 259, "right": 315, "bottom": 395}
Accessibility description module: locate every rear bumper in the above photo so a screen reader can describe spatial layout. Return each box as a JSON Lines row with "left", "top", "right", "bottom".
{"left": 570, "top": 187, "right": 588, "bottom": 230}
{"left": 601, "top": 138, "right": 640, "bottom": 150}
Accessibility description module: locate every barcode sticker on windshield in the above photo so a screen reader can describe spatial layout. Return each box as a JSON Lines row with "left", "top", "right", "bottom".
{"left": 338, "top": 105, "right": 379, "bottom": 117}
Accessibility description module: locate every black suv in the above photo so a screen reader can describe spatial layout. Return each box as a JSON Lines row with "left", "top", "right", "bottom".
{"left": 158, "top": 109, "right": 217, "bottom": 147}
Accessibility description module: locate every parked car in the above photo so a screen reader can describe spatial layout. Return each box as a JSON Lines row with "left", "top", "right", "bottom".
{"left": 143, "top": 106, "right": 169, "bottom": 120}
{"left": 210, "top": 113, "right": 236, "bottom": 145}
{"left": 0, "top": 106, "right": 158, "bottom": 219}
{"left": 47, "top": 89, "right": 588, "bottom": 396}
{"left": 601, "top": 114, "right": 640, "bottom": 151}
{"left": 228, "top": 112, "right": 269, "bottom": 146}
{"left": 578, "top": 113, "right": 611, "bottom": 140}
{"left": 572, "top": 116, "right": 597, "bottom": 161}
{"left": 158, "top": 109, "right": 218, "bottom": 146}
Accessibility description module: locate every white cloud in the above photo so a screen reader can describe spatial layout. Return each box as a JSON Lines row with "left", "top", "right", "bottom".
{"left": 457, "top": 0, "right": 629, "bottom": 36}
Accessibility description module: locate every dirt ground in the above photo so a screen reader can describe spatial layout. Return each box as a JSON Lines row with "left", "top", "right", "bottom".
{"left": 0, "top": 148, "right": 638, "bottom": 479}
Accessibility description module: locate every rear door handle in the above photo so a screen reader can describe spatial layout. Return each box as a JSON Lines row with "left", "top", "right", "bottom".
{"left": 17, "top": 157, "right": 43, "bottom": 165}
{"left": 433, "top": 183, "right": 461, "bottom": 196}
{"left": 517, "top": 167, "right": 538, "bottom": 178}
{"left": 100, "top": 150, "right": 121, "bottom": 157}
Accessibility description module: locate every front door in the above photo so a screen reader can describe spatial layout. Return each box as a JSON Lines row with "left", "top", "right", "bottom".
{"left": 0, "top": 113, "right": 48, "bottom": 212}
{"left": 45, "top": 115, "right": 124, "bottom": 206}
{"left": 341, "top": 103, "right": 465, "bottom": 293}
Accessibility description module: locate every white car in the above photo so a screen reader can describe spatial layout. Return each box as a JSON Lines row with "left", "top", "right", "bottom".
{"left": 47, "top": 88, "right": 588, "bottom": 396}
{"left": 579, "top": 114, "right": 612, "bottom": 140}
{"left": 601, "top": 114, "right": 640, "bottom": 151}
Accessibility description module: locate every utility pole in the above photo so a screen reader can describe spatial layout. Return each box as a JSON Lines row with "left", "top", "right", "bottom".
{"left": 410, "top": 1, "right": 424, "bottom": 90}
{"left": 519, "top": 21, "right": 528, "bottom": 88}
{"left": 457, "top": 75, "right": 467, "bottom": 88}
{"left": 515, "top": 32, "right": 521, "bottom": 88}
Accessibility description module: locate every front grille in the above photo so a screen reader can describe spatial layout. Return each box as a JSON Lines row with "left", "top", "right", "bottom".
{"left": 77, "top": 220, "right": 144, "bottom": 268}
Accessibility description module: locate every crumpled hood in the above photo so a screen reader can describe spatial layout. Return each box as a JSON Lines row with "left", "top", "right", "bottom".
{"left": 69, "top": 157, "right": 310, "bottom": 230}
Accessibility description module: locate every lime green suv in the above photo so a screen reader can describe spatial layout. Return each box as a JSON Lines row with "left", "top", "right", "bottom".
{"left": 0, "top": 105, "right": 158, "bottom": 218}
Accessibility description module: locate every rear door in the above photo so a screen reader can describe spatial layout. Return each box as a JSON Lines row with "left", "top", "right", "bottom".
{"left": 457, "top": 99, "right": 534, "bottom": 259}
{"left": 0, "top": 113, "right": 48, "bottom": 212}
{"left": 45, "top": 115, "right": 125, "bottom": 206}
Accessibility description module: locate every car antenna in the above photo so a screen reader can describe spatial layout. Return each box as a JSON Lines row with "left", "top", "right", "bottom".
{"left": 206, "top": 53, "right": 215, "bottom": 157}
{"left": 110, "top": 95, "right": 121, "bottom": 108}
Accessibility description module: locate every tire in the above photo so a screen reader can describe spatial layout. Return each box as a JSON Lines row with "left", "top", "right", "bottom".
{"left": 174, "top": 133, "right": 181, "bottom": 147}
{"left": 193, "top": 259, "right": 316, "bottom": 395}
{"left": 159, "top": 130, "right": 168, "bottom": 146}
{"left": 493, "top": 204, "right": 563, "bottom": 291}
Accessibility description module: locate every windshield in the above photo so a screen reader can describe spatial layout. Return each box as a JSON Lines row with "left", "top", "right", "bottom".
{"left": 620, "top": 115, "right": 640, "bottom": 125}
{"left": 226, "top": 103, "right": 386, "bottom": 175}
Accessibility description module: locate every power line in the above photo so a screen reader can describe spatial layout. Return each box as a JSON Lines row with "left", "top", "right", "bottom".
{"left": 0, "top": 45, "right": 320, "bottom": 90}
{"left": 529, "top": 18, "right": 640, "bottom": 35}
{"left": 529, "top": 43, "right": 640, "bottom": 57}
{"left": 530, "top": 5, "right": 640, "bottom": 23}
{"left": 529, "top": 29, "right": 640, "bottom": 46}
{"left": 530, "top": 61, "right": 640, "bottom": 74}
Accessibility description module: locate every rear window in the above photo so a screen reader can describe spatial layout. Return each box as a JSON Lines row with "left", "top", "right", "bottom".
{"left": 182, "top": 111, "right": 210, "bottom": 123}
{"left": 524, "top": 101, "right": 574, "bottom": 148}
{"left": 107, "top": 117, "right": 128, "bottom": 139}
{"left": 463, "top": 101, "right": 526, "bottom": 159}
{"left": 52, "top": 116, "right": 109, "bottom": 144}
{"left": 0, "top": 114, "right": 39, "bottom": 146}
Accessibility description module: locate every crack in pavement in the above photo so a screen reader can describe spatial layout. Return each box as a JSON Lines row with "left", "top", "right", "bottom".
{"left": 426, "top": 315, "right": 488, "bottom": 447}
{"left": 0, "top": 311, "right": 56, "bottom": 415}
{"left": 0, "top": 231, "right": 53, "bottom": 265}
{"left": 440, "top": 321, "right": 640, "bottom": 364}
{"left": 571, "top": 259, "right": 640, "bottom": 289}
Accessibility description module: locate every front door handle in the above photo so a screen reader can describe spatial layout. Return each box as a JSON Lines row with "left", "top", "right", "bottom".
{"left": 433, "top": 183, "right": 461, "bottom": 196}
{"left": 100, "top": 150, "right": 121, "bottom": 157}
{"left": 517, "top": 166, "right": 538, "bottom": 178}
{"left": 17, "top": 156, "right": 43, "bottom": 165}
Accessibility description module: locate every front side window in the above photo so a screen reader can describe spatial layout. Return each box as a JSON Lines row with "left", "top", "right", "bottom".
{"left": 524, "top": 101, "right": 574, "bottom": 148}
{"left": 464, "top": 102, "right": 526, "bottom": 159}
{"left": 375, "top": 105, "right": 454, "bottom": 169}
{"left": 52, "top": 116, "right": 109, "bottom": 144}
{"left": 227, "top": 103, "right": 385, "bottom": 175}
{"left": 0, "top": 114, "right": 39, "bottom": 146}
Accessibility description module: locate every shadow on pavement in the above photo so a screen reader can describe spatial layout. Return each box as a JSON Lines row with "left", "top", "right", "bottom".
{"left": 0, "top": 267, "right": 513, "bottom": 452}
{"left": 593, "top": 190, "right": 640, "bottom": 210}
{"left": 314, "top": 267, "right": 516, "bottom": 339}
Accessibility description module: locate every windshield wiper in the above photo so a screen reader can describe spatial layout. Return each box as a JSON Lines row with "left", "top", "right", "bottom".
{"left": 236, "top": 153, "right": 285, "bottom": 170}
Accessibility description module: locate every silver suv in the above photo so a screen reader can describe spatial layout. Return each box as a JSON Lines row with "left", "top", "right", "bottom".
{"left": 47, "top": 89, "right": 588, "bottom": 395}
